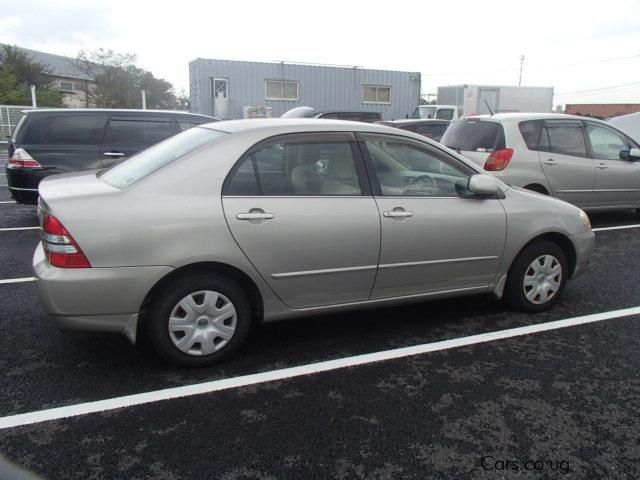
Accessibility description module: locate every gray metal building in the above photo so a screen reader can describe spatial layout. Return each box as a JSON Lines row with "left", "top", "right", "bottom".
{"left": 189, "top": 59, "right": 421, "bottom": 120}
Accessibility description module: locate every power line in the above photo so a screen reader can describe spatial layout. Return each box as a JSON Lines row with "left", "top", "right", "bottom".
{"left": 556, "top": 81, "right": 640, "bottom": 96}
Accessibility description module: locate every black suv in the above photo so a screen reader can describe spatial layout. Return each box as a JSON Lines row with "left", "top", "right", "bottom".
{"left": 6, "top": 109, "right": 218, "bottom": 204}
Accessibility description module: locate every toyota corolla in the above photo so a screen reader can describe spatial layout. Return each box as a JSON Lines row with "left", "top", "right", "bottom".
{"left": 34, "top": 119, "right": 595, "bottom": 367}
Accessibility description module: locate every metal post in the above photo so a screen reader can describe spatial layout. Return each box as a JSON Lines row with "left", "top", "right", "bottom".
{"left": 518, "top": 55, "right": 525, "bottom": 86}
{"left": 141, "top": 90, "right": 147, "bottom": 110}
{"left": 30, "top": 85, "right": 37, "bottom": 107}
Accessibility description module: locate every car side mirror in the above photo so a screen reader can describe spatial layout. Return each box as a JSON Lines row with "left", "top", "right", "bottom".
{"left": 620, "top": 147, "right": 640, "bottom": 161}
{"left": 467, "top": 174, "right": 499, "bottom": 196}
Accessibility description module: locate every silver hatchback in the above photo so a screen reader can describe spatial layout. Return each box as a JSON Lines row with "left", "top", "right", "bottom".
{"left": 34, "top": 119, "right": 594, "bottom": 366}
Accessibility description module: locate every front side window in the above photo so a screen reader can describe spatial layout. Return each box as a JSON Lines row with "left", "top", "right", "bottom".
{"left": 100, "top": 127, "right": 227, "bottom": 189}
{"left": 362, "top": 134, "right": 473, "bottom": 197}
{"left": 103, "top": 120, "right": 175, "bottom": 147}
{"left": 544, "top": 122, "right": 587, "bottom": 157}
{"left": 265, "top": 80, "right": 299, "bottom": 101}
{"left": 225, "top": 139, "right": 362, "bottom": 196}
{"left": 586, "top": 123, "right": 630, "bottom": 160}
{"left": 363, "top": 85, "right": 391, "bottom": 104}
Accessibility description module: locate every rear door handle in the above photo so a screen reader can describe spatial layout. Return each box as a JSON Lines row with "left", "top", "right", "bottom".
{"left": 383, "top": 211, "right": 413, "bottom": 218}
{"left": 236, "top": 212, "right": 274, "bottom": 220}
{"left": 104, "top": 152, "right": 125, "bottom": 157}
{"left": 596, "top": 163, "right": 608, "bottom": 169}
{"left": 543, "top": 159, "right": 557, "bottom": 165}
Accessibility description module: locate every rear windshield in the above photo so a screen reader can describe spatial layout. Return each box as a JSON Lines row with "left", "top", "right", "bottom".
{"left": 100, "top": 127, "right": 227, "bottom": 189}
{"left": 441, "top": 119, "right": 505, "bottom": 152}
{"left": 17, "top": 114, "right": 108, "bottom": 145}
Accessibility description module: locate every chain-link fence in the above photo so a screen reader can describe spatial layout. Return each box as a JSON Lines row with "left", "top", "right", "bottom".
{"left": 0, "top": 105, "right": 37, "bottom": 144}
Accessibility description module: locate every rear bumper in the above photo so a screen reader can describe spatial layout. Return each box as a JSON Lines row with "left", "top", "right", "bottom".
{"left": 33, "top": 243, "right": 174, "bottom": 335}
{"left": 6, "top": 166, "right": 48, "bottom": 204}
{"left": 569, "top": 229, "right": 595, "bottom": 279}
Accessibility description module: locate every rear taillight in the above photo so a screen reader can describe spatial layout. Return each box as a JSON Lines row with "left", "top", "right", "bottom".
{"left": 9, "top": 148, "right": 41, "bottom": 168}
{"left": 484, "top": 148, "right": 514, "bottom": 171}
{"left": 42, "top": 214, "right": 91, "bottom": 268}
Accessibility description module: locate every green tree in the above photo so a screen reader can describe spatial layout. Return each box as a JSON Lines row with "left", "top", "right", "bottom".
{"left": 0, "top": 45, "right": 63, "bottom": 106}
{"left": 75, "top": 49, "right": 179, "bottom": 109}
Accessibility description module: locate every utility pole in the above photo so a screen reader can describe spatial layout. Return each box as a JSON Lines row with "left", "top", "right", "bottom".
{"left": 30, "top": 85, "right": 37, "bottom": 107}
{"left": 141, "top": 90, "right": 147, "bottom": 110}
{"left": 518, "top": 55, "right": 525, "bottom": 86}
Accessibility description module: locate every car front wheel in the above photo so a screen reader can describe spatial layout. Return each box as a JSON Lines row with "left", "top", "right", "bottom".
{"left": 503, "top": 241, "right": 568, "bottom": 312}
{"left": 144, "top": 274, "right": 252, "bottom": 367}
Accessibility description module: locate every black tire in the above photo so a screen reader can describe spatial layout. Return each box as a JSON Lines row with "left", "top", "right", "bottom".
{"left": 143, "top": 273, "right": 252, "bottom": 367}
{"left": 503, "top": 240, "right": 568, "bottom": 313}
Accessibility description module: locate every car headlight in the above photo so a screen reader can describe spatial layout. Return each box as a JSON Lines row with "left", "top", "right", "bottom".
{"left": 579, "top": 210, "right": 591, "bottom": 229}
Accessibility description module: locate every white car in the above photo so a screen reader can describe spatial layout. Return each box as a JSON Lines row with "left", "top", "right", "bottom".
{"left": 441, "top": 113, "right": 640, "bottom": 213}
{"left": 609, "top": 112, "right": 640, "bottom": 143}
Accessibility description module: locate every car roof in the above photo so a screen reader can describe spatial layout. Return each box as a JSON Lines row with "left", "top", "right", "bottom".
{"left": 21, "top": 108, "right": 217, "bottom": 120}
{"left": 462, "top": 112, "right": 608, "bottom": 123}
{"left": 380, "top": 119, "right": 450, "bottom": 126}
{"left": 200, "top": 118, "right": 411, "bottom": 135}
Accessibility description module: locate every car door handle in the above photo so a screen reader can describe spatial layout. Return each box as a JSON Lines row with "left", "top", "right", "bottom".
{"left": 383, "top": 211, "right": 413, "bottom": 218}
{"left": 236, "top": 212, "right": 275, "bottom": 220}
{"left": 596, "top": 163, "right": 608, "bottom": 169}
{"left": 103, "top": 152, "right": 125, "bottom": 157}
{"left": 543, "top": 159, "right": 557, "bottom": 165}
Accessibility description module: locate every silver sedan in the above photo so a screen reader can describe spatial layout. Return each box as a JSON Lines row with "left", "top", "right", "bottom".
{"left": 34, "top": 119, "right": 594, "bottom": 366}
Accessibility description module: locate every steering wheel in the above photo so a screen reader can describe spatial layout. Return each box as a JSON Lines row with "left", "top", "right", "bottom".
{"left": 405, "top": 174, "right": 438, "bottom": 193}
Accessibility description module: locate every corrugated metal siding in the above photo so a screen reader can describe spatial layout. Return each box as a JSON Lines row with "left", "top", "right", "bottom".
{"left": 189, "top": 59, "right": 421, "bottom": 120}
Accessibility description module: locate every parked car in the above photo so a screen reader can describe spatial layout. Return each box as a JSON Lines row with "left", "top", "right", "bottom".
{"left": 35, "top": 119, "right": 594, "bottom": 366}
{"left": 412, "top": 105, "right": 458, "bottom": 121}
{"left": 608, "top": 112, "right": 640, "bottom": 143}
{"left": 376, "top": 119, "right": 450, "bottom": 142}
{"left": 282, "top": 106, "right": 382, "bottom": 122}
{"left": 6, "top": 108, "right": 218, "bottom": 204}
{"left": 441, "top": 113, "right": 640, "bottom": 213}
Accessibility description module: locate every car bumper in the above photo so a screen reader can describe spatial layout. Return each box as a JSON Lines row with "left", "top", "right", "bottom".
{"left": 569, "top": 229, "right": 595, "bottom": 279}
{"left": 33, "top": 243, "right": 174, "bottom": 336}
{"left": 5, "top": 166, "right": 48, "bottom": 204}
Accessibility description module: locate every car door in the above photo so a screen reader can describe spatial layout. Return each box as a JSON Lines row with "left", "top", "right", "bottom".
{"left": 538, "top": 120, "right": 595, "bottom": 207}
{"left": 359, "top": 133, "right": 507, "bottom": 299}
{"left": 222, "top": 132, "right": 381, "bottom": 309}
{"left": 100, "top": 117, "right": 178, "bottom": 167}
{"left": 584, "top": 121, "right": 640, "bottom": 207}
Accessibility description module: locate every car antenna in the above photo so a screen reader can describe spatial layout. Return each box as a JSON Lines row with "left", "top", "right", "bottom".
{"left": 483, "top": 98, "right": 494, "bottom": 116}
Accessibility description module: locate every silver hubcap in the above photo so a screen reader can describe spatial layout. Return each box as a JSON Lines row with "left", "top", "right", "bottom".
{"left": 168, "top": 290, "right": 237, "bottom": 356}
{"left": 523, "top": 255, "right": 562, "bottom": 305}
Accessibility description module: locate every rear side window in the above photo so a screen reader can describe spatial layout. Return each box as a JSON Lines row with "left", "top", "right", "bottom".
{"left": 103, "top": 120, "right": 175, "bottom": 147}
{"left": 19, "top": 114, "right": 108, "bottom": 145}
{"left": 518, "top": 120, "right": 543, "bottom": 150}
{"left": 100, "top": 127, "right": 227, "bottom": 189}
{"left": 544, "top": 122, "right": 587, "bottom": 157}
{"left": 441, "top": 119, "right": 505, "bottom": 152}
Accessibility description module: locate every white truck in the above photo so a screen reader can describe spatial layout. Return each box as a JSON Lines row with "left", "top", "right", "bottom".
{"left": 413, "top": 85, "right": 554, "bottom": 120}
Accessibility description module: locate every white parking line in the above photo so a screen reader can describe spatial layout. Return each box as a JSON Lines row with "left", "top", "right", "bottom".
{"left": 0, "top": 305, "right": 638, "bottom": 430}
{"left": 592, "top": 224, "right": 640, "bottom": 232}
{"left": 0, "top": 201, "right": 16, "bottom": 204}
{"left": 0, "top": 277, "right": 36, "bottom": 285}
{"left": 0, "top": 226, "right": 40, "bottom": 232}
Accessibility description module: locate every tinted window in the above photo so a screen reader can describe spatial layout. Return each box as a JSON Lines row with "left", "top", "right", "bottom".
{"left": 100, "top": 127, "right": 227, "bottom": 189}
{"left": 103, "top": 120, "right": 175, "bottom": 147}
{"left": 545, "top": 122, "right": 587, "bottom": 157}
{"left": 178, "top": 121, "right": 206, "bottom": 132}
{"left": 441, "top": 120, "right": 505, "bottom": 152}
{"left": 398, "top": 124, "right": 417, "bottom": 133}
{"left": 21, "top": 114, "right": 108, "bottom": 145}
{"left": 226, "top": 140, "right": 361, "bottom": 196}
{"left": 586, "top": 124, "right": 629, "bottom": 160}
{"left": 519, "top": 120, "right": 543, "bottom": 150}
{"left": 436, "top": 108, "right": 454, "bottom": 121}
{"left": 416, "top": 124, "right": 445, "bottom": 141}
{"left": 362, "top": 134, "right": 473, "bottom": 197}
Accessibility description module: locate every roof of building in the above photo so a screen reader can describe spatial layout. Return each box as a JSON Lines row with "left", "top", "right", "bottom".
{"left": 0, "top": 44, "right": 91, "bottom": 81}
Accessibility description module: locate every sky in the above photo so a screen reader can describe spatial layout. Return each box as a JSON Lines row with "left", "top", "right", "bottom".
{"left": 1, "top": 0, "right": 639, "bottom": 107}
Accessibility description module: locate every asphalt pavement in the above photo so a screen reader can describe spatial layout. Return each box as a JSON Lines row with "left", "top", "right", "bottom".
{"left": 0, "top": 165, "right": 639, "bottom": 479}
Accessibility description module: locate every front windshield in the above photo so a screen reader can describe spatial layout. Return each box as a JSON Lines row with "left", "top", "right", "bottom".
{"left": 100, "top": 127, "right": 227, "bottom": 189}
{"left": 413, "top": 106, "right": 437, "bottom": 119}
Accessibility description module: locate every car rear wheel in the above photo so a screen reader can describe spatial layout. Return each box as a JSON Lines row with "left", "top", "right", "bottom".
{"left": 503, "top": 241, "right": 568, "bottom": 312}
{"left": 145, "top": 274, "right": 252, "bottom": 367}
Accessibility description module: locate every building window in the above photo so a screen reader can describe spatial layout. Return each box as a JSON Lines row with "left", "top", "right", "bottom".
{"left": 60, "top": 81, "right": 74, "bottom": 91}
{"left": 265, "top": 80, "right": 299, "bottom": 101}
{"left": 363, "top": 85, "right": 391, "bottom": 104}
